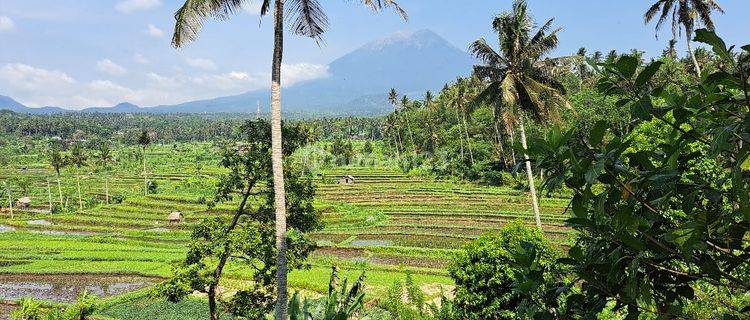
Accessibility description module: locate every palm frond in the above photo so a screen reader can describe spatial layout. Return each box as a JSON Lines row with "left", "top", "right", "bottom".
{"left": 469, "top": 38, "right": 503, "bottom": 66}
{"left": 526, "top": 28, "right": 560, "bottom": 59}
{"left": 287, "top": 0, "right": 329, "bottom": 41}
{"left": 691, "top": 0, "right": 723, "bottom": 30}
{"left": 360, "top": 0, "right": 408, "bottom": 20}
{"left": 260, "top": 0, "right": 271, "bottom": 15}
{"left": 529, "top": 18, "right": 554, "bottom": 47}
{"left": 172, "top": 0, "right": 249, "bottom": 48}
{"left": 472, "top": 65, "right": 506, "bottom": 81}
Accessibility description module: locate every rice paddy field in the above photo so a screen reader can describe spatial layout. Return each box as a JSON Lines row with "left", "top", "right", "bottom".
{"left": 0, "top": 142, "right": 572, "bottom": 319}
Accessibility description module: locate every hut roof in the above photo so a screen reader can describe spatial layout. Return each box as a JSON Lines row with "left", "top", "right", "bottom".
{"left": 17, "top": 197, "right": 31, "bottom": 204}
{"left": 168, "top": 211, "right": 183, "bottom": 221}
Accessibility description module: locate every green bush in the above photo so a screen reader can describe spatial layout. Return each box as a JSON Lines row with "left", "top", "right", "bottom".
{"left": 448, "top": 221, "right": 556, "bottom": 319}
{"left": 11, "top": 298, "right": 43, "bottom": 320}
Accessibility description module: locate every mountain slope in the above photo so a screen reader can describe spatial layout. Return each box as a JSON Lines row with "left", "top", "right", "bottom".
{"left": 1, "top": 29, "right": 474, "bottom": 116}
{"left": 153, "top": 29, "right": 474, "bottom": 115}
{"left": 0, "top": 95, "right": 69, "bottom": 114}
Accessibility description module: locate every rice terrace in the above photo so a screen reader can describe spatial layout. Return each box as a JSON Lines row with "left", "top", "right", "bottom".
{"left": 1, "top": 0, "right": 749, "bottom": 319}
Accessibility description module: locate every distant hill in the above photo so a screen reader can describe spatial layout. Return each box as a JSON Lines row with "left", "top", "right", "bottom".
{"left": 1, "top": 29, "right": 474, "bottom": 116}
{"left": 0, "top": 95, "right": 68, "bottom": 114}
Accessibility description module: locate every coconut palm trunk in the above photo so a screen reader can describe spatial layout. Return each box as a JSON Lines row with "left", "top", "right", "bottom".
{"left": 461, "top": 110, "right": 475, "bottom": 165}
{"left": 404, "top": 113, "right": 416, "bottom": 153}
{"left": 76, "top": 170, "right": 82, "bottom": 210}
{"left": 519, "top": 118, "right": 541, "bottom": 228}
{"left": 142, "top": 146, "right": 148, "bottom": 196}
{"left": 491, "top": 105, "right": 507, "bottom": 165}
{"left": 56, "top": 173, "right": 63, "bottom": 206}
{"left": 508, "top": 127, "right": 517, "bottom": 166}
{"left": 104, "top": 172, "right": 109, "bottom": 205}
{"left": 6, "top": 186, "right": 12, "bottom": 219}
{"left": 685, "top": 31, "right": 702, "bottom": 76}
{"left": 454, "top": 107, "right": 466, "bottom": 160}
{"left": 270, "top": 1, "right": 289, "bottom": 318}
{"left": 47, "top": 179, "right": 52, "bottom": 212}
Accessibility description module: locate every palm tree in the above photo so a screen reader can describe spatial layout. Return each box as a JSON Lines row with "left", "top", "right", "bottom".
{"left": 96, "top": 141, "right": 113, "bottom": 205}
{"left": 171, "top": 1, "right": 406, "bottom": 318}
{"left": 592, "top": 51, "right": 603, "bottom": 63}
{"left": 448, "top": 78, "right": 475, "bottom": 165}
{"left": 470, "top": 0, "right": 570, "bottom": 229}
{"left": 388, "top": 88, "right": 405, "bottom": 152}
{"left": 69, "top": 143, "right": 87, "bottom": 211}
{"left": 424, "top": 90, "right": 437, "bottom": 153}
{"left": 400, "top": 95, "right": 417, "bottom": 153}
{"left": 575, "top": 47, "right": 589, "bottom": 88}
{"left": 663, "top": 39, "right": 678, "bottom": 58}
{"left": 644, "top": 0, "right": 723, "bottom": 76}
{"left": 49, "top": 148, "right": 66, "bottom": 206}
{"left": 137, "top": 130, "right": 150, "bottom": 196}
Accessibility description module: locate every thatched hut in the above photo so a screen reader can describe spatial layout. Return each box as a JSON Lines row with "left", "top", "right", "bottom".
{"left": 16, "top": 197, "right": 31, "bottom": 208}
{"left": 168, "top": 211, "right": 183, "bottom": 225}
{"left": 339, "top": 175, "right": 356, "bottom": 185}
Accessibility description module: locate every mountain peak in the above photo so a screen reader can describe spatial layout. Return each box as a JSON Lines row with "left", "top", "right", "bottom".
{"left": 113, "top": 102, "right": 139, "bottom": 109}
{"left": 363, "top": 29, "right": 455, "bottom": 51}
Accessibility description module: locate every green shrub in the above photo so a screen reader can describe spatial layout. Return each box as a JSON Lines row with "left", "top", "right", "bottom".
{"left": 146, "top": 180, "right": 158, "bottom": 194}
{"left": 64, "top": 290, "right": 97, "bottom": 320}
{"left": 448, "top": 221, "right": 556, "bottom": 319}
{"left": 11, "top": 298, "right": 43, "bottom": 320}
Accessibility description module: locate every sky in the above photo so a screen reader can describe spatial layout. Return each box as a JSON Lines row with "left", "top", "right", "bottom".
{"left": 1, "top": 0, "right": 749, "bottom": 109}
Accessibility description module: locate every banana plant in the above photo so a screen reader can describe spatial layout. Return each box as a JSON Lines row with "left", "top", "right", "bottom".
{"left": 288, "top": 266, "right": 366, "bottom": 320}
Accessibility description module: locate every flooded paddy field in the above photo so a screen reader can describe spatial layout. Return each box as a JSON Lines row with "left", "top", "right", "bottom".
{"left": 0, "top": 273, "right": 154, "bottom": 303}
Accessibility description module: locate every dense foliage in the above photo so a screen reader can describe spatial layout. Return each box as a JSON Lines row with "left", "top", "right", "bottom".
{"left": 156, "top": 120, "right": 320, "bottom": 320}
{"left": 529, "top": 30, "right": 750, "bottom": 318}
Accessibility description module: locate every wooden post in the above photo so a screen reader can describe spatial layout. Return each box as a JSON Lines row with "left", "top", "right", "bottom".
{"left": 6, "top": 186, "right": 13, "bottom": 219}
{"left": 47, "top": 179, "right": 53, "bottom": 213}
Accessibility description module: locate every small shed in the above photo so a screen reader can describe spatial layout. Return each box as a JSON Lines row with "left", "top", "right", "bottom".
{"left": 339, "top": 175, "right": 356, "bottom": 185}
{"left": 168, "top": 211, "right": 183, "bottom": 224}
{"left": 16, "top": 197, "right": 31, "bottom": 208}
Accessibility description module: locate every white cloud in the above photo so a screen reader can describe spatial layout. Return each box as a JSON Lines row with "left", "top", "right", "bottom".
{"left": 146, "top": 24, "right": 164, "bottom": 38}
{"left": 243, "top": 2, "right": 263, "bottom": 15}
{"left": 0, "top": 63, "right": 75, "bottom": 92}
{"left": 0, "top": 16, "right": 15, "bottom": 32}
{"left": 184, "top": 57, "right": 216, "bottom": 70}
{"left": 133, "top": 53, "right": 149, "bottom": 64}
{"left": 0, "top": 62, "right": 330, "bottom": 110}
{"left": 97, "top": 59, "right": 127, "bottom": 76}
{"left": 115, "top": 0, "right": 161, "bottom": 13}
{"left": 281, "top": 63, "right": 329, "bottom": 86}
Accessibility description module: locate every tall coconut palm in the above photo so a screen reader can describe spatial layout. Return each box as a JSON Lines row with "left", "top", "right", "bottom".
{"left": 388, "top": 88, "right": 405, "bottom": 153}
{"left": 663, "top": 39, "right": 678, "bottom": 58}
{"left": 49, "top": 148, "right": 66, "bottom": 206}
{"left": 448, "top": 78, "right": 475, "bottom": 165}
{"left": 400, "top": 95, "right": 417, "bottom": 153}
{"left": 96, "top": 141, "right": 113, "bottom": 205}
{"left": 69, "top": 143, "right": 87, "bottom": 211}
{"left": 424, "top": 90, "right": 436, "bottom": 153}
{"left": 644, "top": 0, "right": 723, "bottom": 76}
{"left": 171, "top": 1, "right": 406, "bottom": 318}
{"left": 470, "top": 0, "right": 570, "bottom": 229}
{"left": 137, "top": 130, "right": 150, "bottom": 196}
